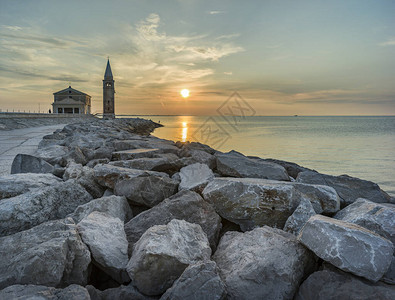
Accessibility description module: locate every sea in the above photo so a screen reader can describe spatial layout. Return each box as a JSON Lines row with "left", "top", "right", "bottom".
{"left": 124, "top": 115, "right": 395, "bottom": 197}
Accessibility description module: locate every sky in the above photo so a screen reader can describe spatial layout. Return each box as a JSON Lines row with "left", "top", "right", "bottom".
{"left": 0, "top": 0, "right": 394, "bottom": 116}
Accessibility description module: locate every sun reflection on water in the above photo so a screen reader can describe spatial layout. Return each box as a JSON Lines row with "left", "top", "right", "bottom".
{"left": 181, "top": 121, "right": 188, "bottom": 142}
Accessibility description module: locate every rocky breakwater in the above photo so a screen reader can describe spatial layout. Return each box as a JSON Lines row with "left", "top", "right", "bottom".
{"left": 0, "top": 117, "right": 394, "bottom": 300}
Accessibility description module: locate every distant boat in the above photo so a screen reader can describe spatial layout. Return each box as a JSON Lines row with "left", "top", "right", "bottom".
{"left": 294, "top": 115, "right": 298, "bottom": 117}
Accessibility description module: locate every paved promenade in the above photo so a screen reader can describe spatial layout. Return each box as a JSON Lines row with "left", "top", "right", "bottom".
{"left": 0, "top": 125, "right": 65, "bottom": 175}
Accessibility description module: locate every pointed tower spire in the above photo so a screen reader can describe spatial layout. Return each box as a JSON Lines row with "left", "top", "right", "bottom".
{"left": 104, "top": 58, "right": 113, "bottom": 79}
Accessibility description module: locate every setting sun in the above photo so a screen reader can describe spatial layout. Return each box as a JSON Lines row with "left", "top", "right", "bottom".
{"left": 180, "top": 89, "right": 190, "bottom": 98}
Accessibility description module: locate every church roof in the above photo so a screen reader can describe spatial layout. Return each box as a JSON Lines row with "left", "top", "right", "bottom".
{"left": 53, "top": 86, "right": 89, "bottom": 96}
{"left": 104, "top": 59, "right": 113, "bottom": 79}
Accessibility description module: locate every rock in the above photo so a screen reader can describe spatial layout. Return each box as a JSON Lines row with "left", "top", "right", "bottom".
{"left": 178, "top": 148, "right": 216, "bottom": 169}
{"left": 124, "top": 190, "right": 221, "bottom": 254}
{"left": 35, "top": 144, "right": 68, "bottom": 166}
{"left": 296, "top": 171, "right": 391, "bottom": 207}
{"left": 77, "top": 212, "right": 129, "bottom": 283}
{"left": 215, "top": 151, "right": 290, "bottom": 181}
{"left": 63, "top": 162, "right": 104, "bottom": 198}
{"left": 177, "top": 141, "right": 216, "bottom": 155}
{"left": 126, "top": 219, "right": 212, "bottom": 296}
{"left": 0, "top": 284, "right": 90, "bottom": 300}
{"left": 86, "top": 158, "right": 110, "bottom": 168}
{"left": 284, "top": 197, "right": 316, "bottom": 235}
{"left": 11, "top": 154, "right": 54, "bottom": 174}
{"left": 114, "top": 175, "right": 178, "bottom": 207}
{"left": 213, "top": 226, "right": 315, "bottom": 300}
{"left": 110, "top": 156, "right": 182, "bottom": 174}
{"left": 202, "top": 177, "right": 339, "bottom": 231}
{"left": 0, "top": 218, "right": 91, "bottom": 289}
{"left": 65, "top": 146, "right": 88, "bottom": 165}
{"left": 295, "top": 269, "right": 395, "bottom": 300}
{"left": 298, "top": 214, "right": 394, "bottom": 282}
{"left": 260, "top": 158, "right": 312, "bottom": 179}
{"left": 86, "top": 284, "right": 155, "bottom": 300}
{"left": 383, "top": 256, "right": 395, "bottom": 284}
{"left": 178, "top": 163, "right": 214, "bottom": 193}
{"left": 93, "top": 164, "right": 169, "bottom": 189}
{"left": 68, "top": 195, "right": 132, "bottom": 223}
{"left": 0, "top": 173, "right": 61, "bottom": 200}
{"left": 112, "top": 148, "right": 160, "bottom": 160}
{"left": 161, "top": 261, "right": 226, "bottom": 300}
{"left": 334, "top": 198, "right": 395, "bottom": 245}
{"left": 171, "top": 172, "right": 181, "bottom": 182}
{"left": 0, "top": 181, "right": 92, "bottom": 237}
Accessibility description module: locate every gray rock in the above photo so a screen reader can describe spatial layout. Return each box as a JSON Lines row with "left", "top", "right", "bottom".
{"left": 179, "top": 163, "right": 214, "bottom": 193}
{"left": 86, "top": 158, "right": 110, "bottom": 168}
{"left": 284, "top": 197, "right": 316, "bottom": 235}
{"left": 35, "top": 144, "right": 68, "bottom": 166}
{"left": 93, "top": 164, "right": 169, "bottom": 189}
{"left": 0, "top": 173, "right": 61, "bottom": 200}
{"left": 202, "top": 177, "right": 339, "bottom": 231}
{"left": 178, "top": 149, "right": 216, "bottom": 169}
{"left": 11, "top": 154, "right": 54, "bottom": 174}
{"left": 295, "top": 269, "right": 395, "bottom": 300}
{"left": 160, "top": 261, "right": 226, "bottom": 300}
{"left": 65, "top": 146, "right": 88, "bottom": 165}
{"left": 0, "top": 284, "right": 90, "bottom": 300}
{"left": 124, "top": 190, "right": 221, "bottom": 254}
{"left": 216, "top": 151, "right": 290, "bottom": 181}
{"left": 63, "top": 162, "right": 104, "bottom": 198}
{"left": 127, "top": 219, "right": 212, "bottom": 296}
{"left": 171, "top": 172, "right": 181, "bottom": 182}
{"left": 86, "top": 284, "right": 155, "bottom": 300}
{"left": 298, "top": 214, "right": 394, "bottom": 282}
{"left": 334, "top": 198, "right": 395, "bottom": 245}
{"left": 0, "top": 218, "right": 91, "bottom": 289}
{"left": 110, "top": 156, "right": 182, "bottom": 174}
{"left": 77, "top": 212, "right": 129, "bottom": 283}
{"left": 213, "top": 226, "right": 315, "bottom": 300}
{"left": 383, "top": 256, "right": 395, "bottom": 284}
{"left": 68, "top": 195, "right": 132, "bottom": 223}
{"left": 296, "top": 170, "right": 391, "bottom": 207}
{"left": 260, "top": 158, "right": 312, "bottom": 179}
{"left": 0, "top": 180, "right": 93, "bottom": 237}
{"left": 112, "top": 148, "right": 160, "bottom": 160}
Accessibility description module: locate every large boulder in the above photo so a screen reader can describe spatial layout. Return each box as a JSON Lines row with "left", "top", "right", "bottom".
{"left": 178, "top": 163, "right": 214, "bottom": 193}
{"left": 77, "top": 212, "right": 129, "bottom": 283}
{"left": 63, "top": 162, "right": 104, "bottom": 198}
{"left": 295, "top": 268, "right": 395, "bottom": 300}
{"left": 215, "top": 151, "right": 290, "bottom": 181}
{"left": 334, "top": 198, "right": 395, "bottom": 245}
{"left": 0, "top": 284, "right": 90, "bottom": 300}
{"left": 202, "top": 177, "right": 339, "bottom": 231}
{"left": 11, "top": 154, "right": 54, "bottom": 174}
{"left": 112, "top": 149, "right": 160, "bottom": 160}
{"left": 126, "top": 219, "right": 211, "bottom": 296}
{"left": 110, "top": 156, "right": 182, "bottom": 174}
{"left": 35, "top": 145, "right": 68, "bottom": 166}
{"left": 283, "top": 197, "right": 316, "bottom": 235}
{"left": 298, "top": 215, "right": 394, "bottom": 282}
{"left": 124, "top": 190, "right": 221, "bottom": 254}
{"left": 68, "top": 195, "right": 132, "bottom": 223}
{"left": 94, "top": 164, "right": 178, "bottom": 207}
{"left": 260, "top": 158, "right": 312, "bottom": 179}
{"left": 0, "top": 218, "right": 91, "bottom": 289}
{"left": 161, "top": 261, "right": 226, "bottom": 300}
{"left": 296, "top": 170, "right": 391, "bottom": 207}
{"left": 0, "top": 173, "right": 61, "bottom": 200}
{"left": 86, "top": 284, "right": 155, "bottom": 300}
{"left": 0, "top": 181, "right": 93, "bottom": 237}
{"left": 213, "top": 226, "right": 315, "bottom": 300}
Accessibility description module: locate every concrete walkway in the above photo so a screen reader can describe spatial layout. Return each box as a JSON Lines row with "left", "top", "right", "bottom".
{"left": 0, "top": 125, "right": 65, "bottom": 176}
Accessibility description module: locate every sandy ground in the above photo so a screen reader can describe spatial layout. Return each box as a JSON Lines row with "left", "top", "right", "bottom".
{"left": 0, "top": 125, "right": 65, "bottom": 176}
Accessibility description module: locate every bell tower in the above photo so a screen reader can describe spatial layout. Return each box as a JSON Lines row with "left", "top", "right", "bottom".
{"left": 103, "top": 58, "right": 115, "bottom": 118}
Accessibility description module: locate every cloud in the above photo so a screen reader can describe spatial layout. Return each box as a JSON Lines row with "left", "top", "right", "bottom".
{"left": 224, "top": 72, "right": 232, "bottom": 75}
{"left": 207, "top": 11, "right": 227, "bottom": 15}
{"left": 379, "top": 38, "right": 395, "bottom": 46}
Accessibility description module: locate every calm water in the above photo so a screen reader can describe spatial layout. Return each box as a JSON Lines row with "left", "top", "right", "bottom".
{"left": 127, "top": 116, "right": 395, "bottom": 196}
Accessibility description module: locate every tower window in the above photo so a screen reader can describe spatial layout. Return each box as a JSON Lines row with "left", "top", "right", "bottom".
{"left": 69, "top": 90, "right": 71, "bottom": 93}
{"left": 106, "top": 83, "right": 111, "bottom": 87}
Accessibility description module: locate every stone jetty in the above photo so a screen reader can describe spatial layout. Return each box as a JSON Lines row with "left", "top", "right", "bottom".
{"left": 0, "top": 118, "right": 394, "bottom": 299}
